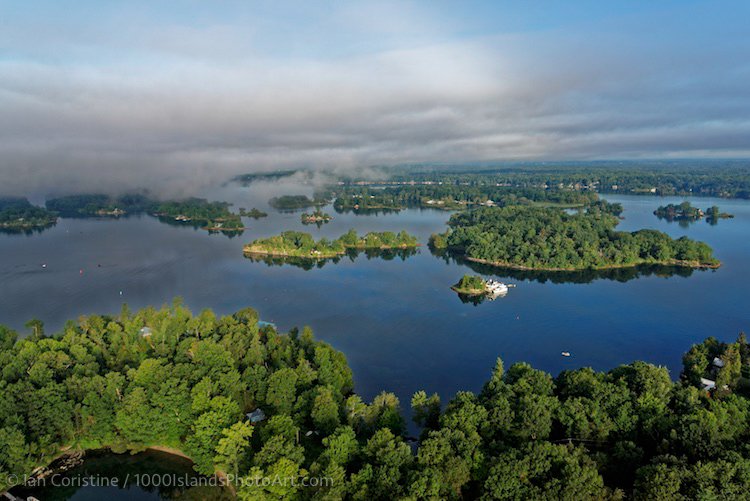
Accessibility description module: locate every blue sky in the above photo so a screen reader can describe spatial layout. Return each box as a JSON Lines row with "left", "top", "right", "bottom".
{"left": 0, "top": 1, "right": 748, "bottom": 194}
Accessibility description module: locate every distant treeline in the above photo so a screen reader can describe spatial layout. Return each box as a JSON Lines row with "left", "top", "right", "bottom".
{"left": 43, "top": 194, "right": 245, "bottom": 234}
{"left": 331, "top": 185, "right": 599, "bottom": 213}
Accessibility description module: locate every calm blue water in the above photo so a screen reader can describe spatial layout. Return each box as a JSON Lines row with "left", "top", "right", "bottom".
{"left": 1, "top": 185, "right": 748, "bottom": 412}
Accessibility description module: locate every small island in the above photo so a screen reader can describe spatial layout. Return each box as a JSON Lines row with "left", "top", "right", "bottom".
{"left": 152, "top": 198, "right": 244, "bottom": 233}
{"left": 301, "top": 208, "right": 332, "bottom": 225}
{"left": 451, "top": 274, "right": 510, "bottom": 302}
{"left": 431, "top": 205, "right": 720, "bottom": 271}
{"left": 239, "top": 207, "right": 268, "bottom": 219}
{"left": 451, "top": 274, "right": 488, "bottom": 295}
{"left": 0, "top": 197, "right": 58, "bottom": 232}
{"left": 654, "top": 201, "right": 734, "bottom": 223}
{"left": 244, "top": 229, "right": 419, "bottom": 259}
{"left": 268, "top": 194, "right": 328, "bottom": 211}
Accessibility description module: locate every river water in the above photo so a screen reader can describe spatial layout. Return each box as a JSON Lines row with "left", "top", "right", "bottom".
{"left": 1, "top": 185, "right": 748, "bottom": 421}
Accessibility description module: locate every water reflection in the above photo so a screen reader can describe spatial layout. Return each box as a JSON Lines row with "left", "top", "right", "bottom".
{"left": 244, "top": 247, "right": 419, "bottom": 270}
{"left": 432, "top": 248, "right": 702, "bottom": 284}
{"left": 0, "top": 222, "right": 57, "bottom": 236}
{"left": 12, "top": 449, "right": 231, "bottom": 501}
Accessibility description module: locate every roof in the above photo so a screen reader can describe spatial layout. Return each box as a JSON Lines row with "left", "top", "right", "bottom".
{"left": 139, "top": 327, "right": 153, "bottom": 337}
{"left": 700, "top": 377, "right": 716, "bottom": 390}
{"left": 246, "top": 408, "right": 266, "bottom": 423}
{"left": 712, "top": 357, "right": 725, "bottom": 368}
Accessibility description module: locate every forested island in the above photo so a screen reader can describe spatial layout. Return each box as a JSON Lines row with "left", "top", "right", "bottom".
{"left": 269, "top": 194, "right": 328, "bottom": 211}
{"left": 430, "top": 205, "right": 719, "bottom": 271}
{"left": 42, "top": 194, "right": 245, "bottom": 234}
{"left": 0, "top": 197, "right": 57, "bottom": 232}
{"left": 243, "top": 230, "right": 419, "bottom": 260}
{"left": 654, "top": 201, "right": 734, "bottom": 224}
{"left": 451, "top": 274, "right": 488, "bottom": 295}
{"left": 3, "top": 304, "right": 750, "bottom": 499}
{"left": 239, "top": 207, "right": 268, "bottom": 219}
{"left": 152, "top": 198, "right": 244, "bottom": 233}
{"left": 301, "top": 209, "right": 332, "bottom": 225}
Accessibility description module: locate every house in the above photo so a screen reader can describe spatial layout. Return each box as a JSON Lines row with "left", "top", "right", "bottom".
{"left": 139, "top": 327, "right": 153, "bottom": 338}
{"left": 246, "top": 408, "right": 267, "bottom": 424}
{"left": 712, "top": 357, "right": 725, "bottom": 369}
{"left": 700, "top": 378, "right": 716, "bottom": 391}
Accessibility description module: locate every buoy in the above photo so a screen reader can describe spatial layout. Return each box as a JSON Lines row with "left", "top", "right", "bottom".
{"left": 80, "top": 269, "right": 83, "bottom": 275}
{"left": 119, "top": 290, "right": 123, "bottom": 296}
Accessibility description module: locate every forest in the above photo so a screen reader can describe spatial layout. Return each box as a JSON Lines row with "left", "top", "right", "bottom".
{"left": 430, "top": 205, "right": 719, "bottom": 271}
{"left": 2, "top": 304, "right": 750, "bottom": 499}
{"left": 244, "top": 230, "right": 419, "bottom": 260}
{"left": 0, "top": 197, "right": 57, "bottom": 231}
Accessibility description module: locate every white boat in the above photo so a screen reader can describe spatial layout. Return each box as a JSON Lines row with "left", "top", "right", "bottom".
{"left": 485, "top": 279, "right": 509, "bottom": 296}
{"left": 561, "top": 351, "right": 571, "bottom": 357}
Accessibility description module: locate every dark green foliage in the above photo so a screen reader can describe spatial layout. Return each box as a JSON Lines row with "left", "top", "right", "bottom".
{"left": 269, "top": 194, "right": 328, "bottom": 210}
{"left": 152, "top": 198, "right": 243, "bottom": 231}
{"left": 432, "top": 205, "right": 718, "bottom": 270}
{"left": 244, "top": 229, "right": 419, "bottom": 259}
{"left": 3, "top": 306, "right": 750, "bottom": 499}
{"left": 654, "top": 201, "right": 704, "bottom": 221}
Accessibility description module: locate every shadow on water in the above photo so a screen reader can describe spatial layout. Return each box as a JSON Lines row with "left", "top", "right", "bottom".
{"left": 12, "top": 449, "right": 231, "bottom": 501}
{"left": 244, "top": 247, "right": 419, "bottom": 270}
{"left": 431, "top": 248, "right": 701, "bottom": 284}
{"left": 333, "top": 206, "right": 403, "bottom": 216}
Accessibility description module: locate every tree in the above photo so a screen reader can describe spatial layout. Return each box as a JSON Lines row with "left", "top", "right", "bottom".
{"left": 411, "top": 390, "right": 441, "bottom": 430}
{"left": 214, "top": 421, "right": 254, "bottom": 479}
{"left": 311, "top": 386, "right": 340, "bottom": 435}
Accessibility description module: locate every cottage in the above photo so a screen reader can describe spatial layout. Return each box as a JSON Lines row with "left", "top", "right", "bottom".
{"left": 246, "top": 408, "right": 267, "bottom": 424}
{"left": 700, "top": 378, "right": 716, "bottom": 391}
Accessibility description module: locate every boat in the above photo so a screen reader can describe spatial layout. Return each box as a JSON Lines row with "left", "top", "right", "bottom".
{"left": 485, "top": 279, "right": 509, "bottom": 296}
{"left": 561, "top": 351, "right": 571, "bottom": 357}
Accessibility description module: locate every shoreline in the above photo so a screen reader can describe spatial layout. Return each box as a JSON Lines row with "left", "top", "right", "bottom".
{"left": 244, "top": 243, "right": 420, "bottom": 259}
{"left": 6, "top": 445, "right": 234, "bottom": 497}
{"left": 464, "top": 256, "right": 721, "bottom": 271}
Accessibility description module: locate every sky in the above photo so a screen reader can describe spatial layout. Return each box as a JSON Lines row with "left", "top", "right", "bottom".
{"left": 1, "top": 0, "right": 749, "bottom": 196}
